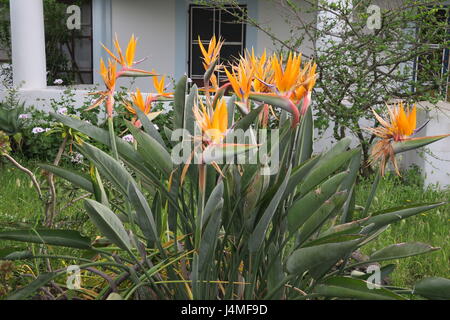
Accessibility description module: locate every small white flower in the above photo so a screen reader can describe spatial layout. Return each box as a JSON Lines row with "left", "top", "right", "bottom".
{"left": 45, "top": 128, "right": 51, "bottom": 132}
{"left": 18, "top": 114, "right": 30, "bottom": 119}
{"left": 122, "top": 134, "right": 134, "bottom": 143}
{"left": 154, "top": 124, "right": 159, "bottom": 131}
{"left": 162, "top": 105, "right": 173, "bottom": 114}
{"left": 57, "top": 107, "right": 68, "bottom": 114}
{"left": 53, "top": 79, "right": 63, "bottom": 85}
{"left": 32, "top": 127, "right": 45, "bottom": 134}
{"left": 70, "top": 152, "right": 84, "bottom": 164}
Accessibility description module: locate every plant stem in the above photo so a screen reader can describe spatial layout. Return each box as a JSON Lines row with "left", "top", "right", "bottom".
{"left": 108, "top": 116, "right": 119, "bottom": 161}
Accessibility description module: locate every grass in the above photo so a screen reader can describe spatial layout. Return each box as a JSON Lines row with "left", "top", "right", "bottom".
{"left": 355, "top": 168, "right": 450, "bottom": 287}
{"left": 0, "top": 159, "right": 448, "bottom": 295}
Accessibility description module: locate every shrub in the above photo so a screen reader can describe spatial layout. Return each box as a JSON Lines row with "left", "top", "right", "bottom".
{"left": 1, "top": 36, "right": 449, "bottom": 300}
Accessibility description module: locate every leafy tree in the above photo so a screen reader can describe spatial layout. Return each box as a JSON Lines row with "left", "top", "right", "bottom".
{"left": 201, "top": 0, "right": 450, "bottom": 174}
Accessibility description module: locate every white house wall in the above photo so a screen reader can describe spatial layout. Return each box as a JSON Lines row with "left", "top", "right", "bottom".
{"left": 110, "top": 0, "right": 177, "bottom": 92}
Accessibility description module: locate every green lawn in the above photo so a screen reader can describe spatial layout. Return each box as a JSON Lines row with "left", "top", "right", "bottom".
{"left": 355, "top": 169, "right": 450, "bottom": 287}
{"left": 0, "top": 160, "right": 449, "bottom": 291}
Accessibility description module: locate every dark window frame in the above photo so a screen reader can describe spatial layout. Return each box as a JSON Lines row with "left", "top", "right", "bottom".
{"left": 188, "top": 4, "right": 247, "bottom": 86}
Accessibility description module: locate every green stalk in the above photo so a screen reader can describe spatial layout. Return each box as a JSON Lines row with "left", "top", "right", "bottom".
{"left": 192, "top": 163, "right": 207, "bottom": 299}
{"left": 107, "top": 116, "right": 119, "bottom": 161}
{"left": 363, "top": 170, "right": 381, "bottom": 216}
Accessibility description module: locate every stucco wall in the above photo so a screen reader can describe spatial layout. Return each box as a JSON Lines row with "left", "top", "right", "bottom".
{"left": 256, "top": 0, "right": 316, "bottom": 57}
{"left": 110, "top": 0, "right": 176, "bottom": 92}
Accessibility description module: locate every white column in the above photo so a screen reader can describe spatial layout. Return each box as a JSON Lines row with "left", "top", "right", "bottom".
{"left": 10, "top": 0, "right": 47, "bottom": 89}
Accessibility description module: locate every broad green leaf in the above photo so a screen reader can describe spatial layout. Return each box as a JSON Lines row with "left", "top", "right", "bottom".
{"left": 198, "top": 199, "right": 223, "bottom": 273}
{"left": 267, "top": 243, "right": 284, "bottom": 300}
{"left": 248, "top": 167, "right": 291, "bottom": 252}
{"left": 288, "top": 172, "right": 348, "bottom": 233}
{"left": 368, "top": 242, "right": 439, "bottom": 262}
{"left": 414, "top": 277, "right": 450, "bottom": 300}
{"left": 0, "top": 250, "right": 33, "bottom": 260}
{"left": 184, "top": 84, "right": 198, "bottom": 135}
{"left": 339, "top": 149, "right": 361, "bottom": 223}
{"left": 50, "top": 113, "right": 141, "bottom": 163}
{"left": 0, "top": 229, "right": 91, "bottom": 249}
{"left": 393, "top": 134, "right": 450, "bottom": 154}
{"left": 298, "top": 149, "right": 358, "bottom": 196}
{"left": 295, "top": 107, "right": 314, "bottom": 166}
{"left": 351, "top": 264, "right": 396, "bottom": 282}
{"left": 233, "top": 104, "right": 264, "bottom": 131}
{"left": 362, "top": 202, "right": 445, "bottom": 233}
{"left": 7, "top": 273, "right": 57, "bottom": 300}
{"left": 77, "top": 142, "right": 134, "bottom": 196}
{"left": 315, "top": 276, "right": 406, "bottom": 300}
{"left": 127, "top": 183, "right": 158, "bottom": 244}
{"left": 90, "top": 166, "right": 109, "bottom": 206}
{"left": 286, "top": 239, "right": 359, "bottom": 279}
{"left": 38, "top": 164, "right": 94, "bottom": 194}
{"left": 174, "top": 75, "right": 187, "bottom": 130}
{"left": 297, "top": 191, "right": 348, "bottom": 246}
{"left": 318, "top": 137, "right": 352, "bottom": 164}
{"left": 249, "top": 93, "right": 297, "bottom": 118}
{"left": 227, "top": 95, "right": 237, "bottom": 126}
{"left": 202, "top": 143, "right": 258, "bottom": 164}
{"left": 283, "top": 156, "right": 321, "bottom": 199}
{"left": 202, "top": 182, "right": 224, "bottom": 229}
{"left": 131, "top": 102, "right": 165, "bottom": 147}
{"left": 127, "top": 123, "right": 173, "bottom": 176}
{"left": 84, "top": 199, "right": 132, "bottom": 252}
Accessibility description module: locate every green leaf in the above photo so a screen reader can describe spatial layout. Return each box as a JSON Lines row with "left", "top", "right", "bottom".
{"left": 286, "top": 239, "right": 359, "bottom": 279}
{"left": 298, "top": 149, "right": 358, "bottom": 196}
{"left": 127, "top": 183, "right": 158, "bottom": 244}
{"left": 414, "top": 277, "right": 450, "bottom": 300}
{"left": 248, "top": 167, "right": 291, "bottom": 253}
{"left": 174, "top": 75, "right": 187, "bottom": 130}
{"left": 393, "top": 134, "right": 450, "bottom": 154}
{"left": 295, "top": 107, "right": 314, "bottom": 166}
{"left": 7, "top": 273, "right": 57, "bottom": 300}
{"left": 198, "top": 188, "right": 223, "bottom": 273}
{"left": 368, "top": 242, "right": 439, "bottom": 262}
{"left": 297, "top": 191, "right": 348, "bottom": 246}
{"left": 284, "top": 156, "right": 321, "bottom": 199}
{"left": 51, "top": 113, "right": 140, "bottom": 163}
{"left": 227, "top": 95, "right": 237, "bottom": 126}
{"left": 127, "top": 123, "right": 173, "bottom": 176}
{"left": 233, "top": 104, "right": 264, "bottom": 131}
{"left": 288, "top": 172, "right": 348, "bottom": 233}
{"left": 202, "top": 182, "right": 224, "bottom": 229}
{"left": 77, "top": 142, "right": 134, "bottom": 197}
{"left": 249, "top": 93, "right": 296, "bottom": 116}
{"left": 131, "top": 103, "right": 165, "bottom": 147}
{"left": 184, "top": 84, "right": 198, "bottom": 135}
{"left": 362, "top": 202, "right": 445, "bottom": 233}
{"left": 38, "top": 164, "right": 94, "bottom": 194}
{"left": 84, "top": 199, "right": 132, "bottom": 252}
{"left": 202, "top": 143, "right": 258, "bottom": 164}
{"left": 315, "top": 276, "right": 406, "bottom": 300}
{"left": 1, "top": 250, "right": 33, "bottom": 260}
{"left": 0, "top": 230, "right": 91, "bottom": 249}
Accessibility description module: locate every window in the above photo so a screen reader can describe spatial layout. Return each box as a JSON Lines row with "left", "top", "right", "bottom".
{"left": 189, "top": 4, "right": 247, "bottom": 87}
{"left": 415, "top": 7, "right": 450, "bottom": 101}
{"left": 50, "top": 0, "right": 93, "bottom": 85}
